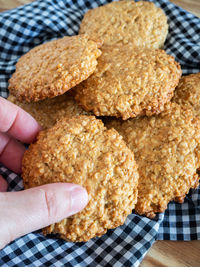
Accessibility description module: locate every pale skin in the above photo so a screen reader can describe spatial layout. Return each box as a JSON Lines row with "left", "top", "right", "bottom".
{"left": 0, "top": 97, "right": 88, "bottom": 249}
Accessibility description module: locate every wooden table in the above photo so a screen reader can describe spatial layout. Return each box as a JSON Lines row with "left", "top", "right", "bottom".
{"left": 0, "top": 0, "right": 200, "bottom": 266}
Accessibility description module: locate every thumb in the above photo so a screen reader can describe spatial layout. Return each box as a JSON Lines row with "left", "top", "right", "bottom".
{"left": 0, "top": 183, "right": 88, "bottom": 249}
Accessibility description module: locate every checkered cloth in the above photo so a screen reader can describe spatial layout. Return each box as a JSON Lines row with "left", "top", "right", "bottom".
{"left": 0, "top": 0, "right": 199, "bottom": 266}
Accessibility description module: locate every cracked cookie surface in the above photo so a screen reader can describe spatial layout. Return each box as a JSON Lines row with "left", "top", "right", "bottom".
{"left": 9, "top": 35, "right": 101, "bottom": 102}
{"left": 22, "top": 116, "right": 138, "bottom": 241}
{"left": 8, "top": 93, "right": 90, "bottom": 130}
{"left": 75, "top": 45, "right": 181, "bottom": 120}
{"left": 106, "top": 103, "right": 200, "bottom": 218}
{"left": 173, "top": 73, "right": 200, "bottom": 117}
{"left": 79, "top": 0, "right": 168, "bottom": 48}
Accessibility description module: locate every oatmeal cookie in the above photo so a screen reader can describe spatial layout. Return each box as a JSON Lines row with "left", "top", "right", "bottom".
{"left": 9, "top": 35, "right": 101, "bottom": 102}
{"left": 22, "top": 116, "right": 138, "bottom": 242}
{"left": 106, "top": 103, "right": 200, "bottom": 218}
{"left": 75, "top": 45, "right": 181, "bottom": 120}
{"left": 79, "top": 0, "right": 168, "bottom": 48}
{"left": 8, "top": 93, "right": 90, "bottom": 130}
{"left": 173, "top": 73, "right": 200, "bottom": 117}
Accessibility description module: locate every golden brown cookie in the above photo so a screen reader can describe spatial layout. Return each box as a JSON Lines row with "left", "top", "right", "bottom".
{"left": 8, "top": 93, "right": 90, "bottom": 130}
{"left": 22, "top": 116, "right": 139, "bottom": 242}
{"left": 79, "top": 0, "right": 168, "bottom": 48}
{"left": 75, "top": 45, "right": 181, "bottom": 120}
{"left": 172, "top": 73, "right": 200, "bottom": 117}
{"left": 106, "top": 103, "right": 200, "bottom": 218}
{"left": 9, "top": 35, "right": 102, "bottom": 102}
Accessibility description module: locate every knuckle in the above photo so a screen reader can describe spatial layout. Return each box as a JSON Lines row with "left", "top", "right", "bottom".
{"left": 40, "top": 189, "right": 59, "bottom": 223}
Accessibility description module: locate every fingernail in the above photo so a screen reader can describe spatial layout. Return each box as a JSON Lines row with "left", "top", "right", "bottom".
{"left": 70, "top": 186, "right": 88, "bottom": 215}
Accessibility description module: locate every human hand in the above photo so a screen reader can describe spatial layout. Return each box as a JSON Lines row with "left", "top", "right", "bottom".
{"left": 0, "top": 97, "right": 88, "bottom": 249}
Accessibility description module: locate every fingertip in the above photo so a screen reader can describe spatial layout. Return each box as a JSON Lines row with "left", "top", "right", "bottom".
{"left": 38, "top": 183, "right": 88, "bottom": 223}
{"left": 0, "top": 138, "right": 26, "bottom": 174}
{"left": 0, "top": 97, "right": 42, "bottom": 143}
{"left": 70, "top": 185, "right": 88, "bottom": 215}
{"left": 8, "top": 110, "right": 42, "bottom": 143}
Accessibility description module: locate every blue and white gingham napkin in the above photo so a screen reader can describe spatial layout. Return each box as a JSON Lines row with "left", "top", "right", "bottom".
{"left": 0, "top": 0, "right": 200, "bottom": 266}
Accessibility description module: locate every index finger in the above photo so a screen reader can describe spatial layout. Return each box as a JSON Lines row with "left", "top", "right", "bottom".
{"left": 0, "top": 97, "right": 41, "bottom": 143}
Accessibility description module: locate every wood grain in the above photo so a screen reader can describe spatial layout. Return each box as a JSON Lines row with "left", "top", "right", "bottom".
{"left": 0, "top": 0, "right": 33, "bottom": 12}
{"left": 171, "top": 0, "right": 200, "bottom": 17}
{"left": 0, "top": 0, "right": 200, "bottom": 267}
{"left": 141, "top": 241, "right": 200, "bottom": 267}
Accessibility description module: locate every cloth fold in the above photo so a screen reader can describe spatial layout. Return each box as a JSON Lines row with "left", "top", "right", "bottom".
{"left": 0, "top": 0, "right": 200, "bottom": 266}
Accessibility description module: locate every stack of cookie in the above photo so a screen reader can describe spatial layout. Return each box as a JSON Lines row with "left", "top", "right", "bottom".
{"left": 8, "top": 1, "right": 200, "bottom": 242}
